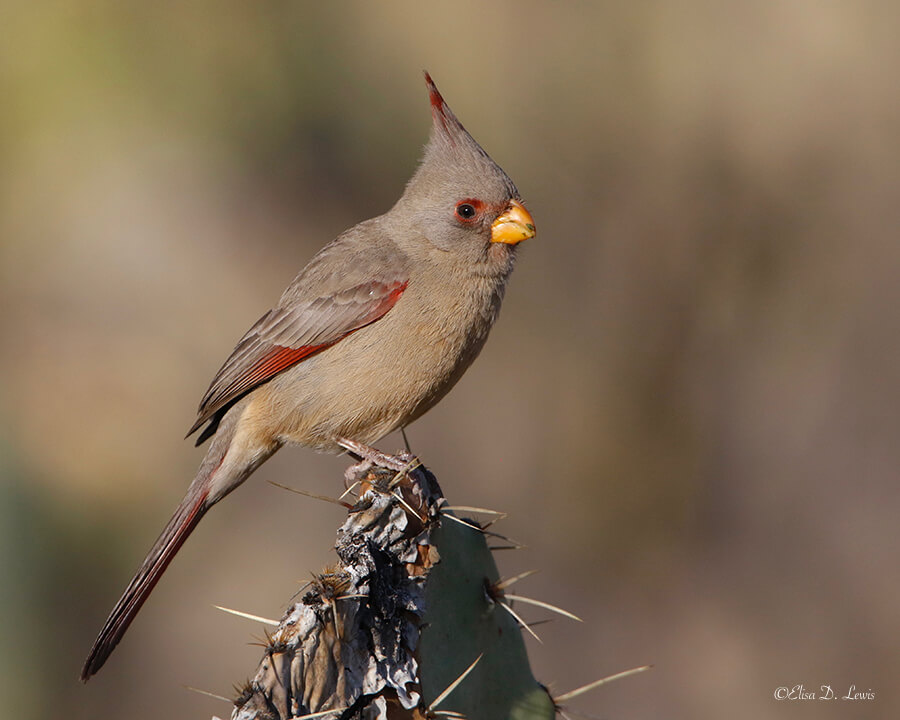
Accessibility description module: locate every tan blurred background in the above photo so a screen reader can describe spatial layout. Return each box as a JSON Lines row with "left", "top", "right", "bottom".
{"left": 1, "top": 2, "right": 898, "bottom": 718}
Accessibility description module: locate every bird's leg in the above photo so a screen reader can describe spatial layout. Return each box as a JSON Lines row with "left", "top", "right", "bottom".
{"left": 400, "top": 426, "right": 413, "bottom": 454}
{"left": 337, "top": 437, "right": 416, "bottom": 474}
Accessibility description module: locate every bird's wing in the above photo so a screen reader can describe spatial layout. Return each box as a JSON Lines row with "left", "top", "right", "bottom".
{"left": 187, "top": 241, "right": 409, "bottom": 440}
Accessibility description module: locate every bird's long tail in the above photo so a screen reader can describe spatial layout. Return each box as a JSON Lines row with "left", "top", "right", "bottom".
{"left": 80, "top": 481, "right": 211, "bottom": 681}
{"left": 81, "top": 397, "right": 274, "bottom": 681}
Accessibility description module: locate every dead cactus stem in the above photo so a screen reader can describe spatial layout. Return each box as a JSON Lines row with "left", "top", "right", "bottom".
{"left": 232, "top": 462, "right": 554, "bottom": 720}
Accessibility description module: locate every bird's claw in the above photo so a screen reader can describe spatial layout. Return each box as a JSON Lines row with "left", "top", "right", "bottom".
{"left": 344, "top": 459, "right": 372, "bottom": 487}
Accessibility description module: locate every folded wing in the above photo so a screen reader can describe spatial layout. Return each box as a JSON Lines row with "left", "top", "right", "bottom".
{"left": 188, "top": 275, "right": 408, "bottom": 441}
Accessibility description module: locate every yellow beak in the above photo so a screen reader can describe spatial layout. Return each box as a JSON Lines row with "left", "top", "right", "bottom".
{"left": 490, "top": 199, "right": 536, "bottom": 245}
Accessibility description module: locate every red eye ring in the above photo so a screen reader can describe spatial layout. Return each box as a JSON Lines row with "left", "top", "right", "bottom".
{"left": 455, "top": 198, "right": 483, "bottom": 223}
{"left": 457, "top": 203, "right": 476, "bottom": 219}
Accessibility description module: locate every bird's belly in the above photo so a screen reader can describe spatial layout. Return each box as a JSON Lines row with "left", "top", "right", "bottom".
{"left": 255, "top": 312, "right": 489, "bottom": 452}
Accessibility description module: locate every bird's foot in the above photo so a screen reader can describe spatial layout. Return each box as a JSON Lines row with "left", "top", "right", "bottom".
{"left": 344, "top": 458, "right": 373, "bottom": 487}
{"left": 337, "top": 437, "right": 417, "bottom": 475}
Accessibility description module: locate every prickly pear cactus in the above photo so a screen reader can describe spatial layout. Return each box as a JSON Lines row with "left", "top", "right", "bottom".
{"left": 230, "top": 460, "right": 555, "bottom": 720}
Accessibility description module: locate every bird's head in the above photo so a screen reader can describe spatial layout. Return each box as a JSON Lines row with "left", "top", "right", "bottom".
{"left": 391, "top": 73, "right": 535, "bottom": 268}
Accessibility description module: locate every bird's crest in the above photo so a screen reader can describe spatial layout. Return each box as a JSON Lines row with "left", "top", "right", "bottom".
{"left": 406, "top": 71, "right": 517, "bottom": 204}
{"left": 425, "top": 71, "right": 466, "bottom": 145}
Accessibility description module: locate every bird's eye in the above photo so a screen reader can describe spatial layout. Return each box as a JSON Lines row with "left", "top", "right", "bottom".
{"left": 455, "top": 201, "right": 478, "bottom": 222}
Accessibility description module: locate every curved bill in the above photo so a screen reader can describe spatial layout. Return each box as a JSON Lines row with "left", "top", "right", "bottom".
{"left": 491, "top": 200, "right": 536, "bottom": 245}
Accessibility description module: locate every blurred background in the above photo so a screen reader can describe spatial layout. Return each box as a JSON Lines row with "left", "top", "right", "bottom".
{"left": 1, "top": 1, "right": 898, "bottom": 718}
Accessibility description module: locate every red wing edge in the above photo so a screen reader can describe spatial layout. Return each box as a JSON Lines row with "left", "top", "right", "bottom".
{"left": 186, "top": 279, "right": 408, "bottom": 441}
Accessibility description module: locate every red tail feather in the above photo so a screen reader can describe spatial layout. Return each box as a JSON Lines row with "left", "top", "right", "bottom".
{"left": 80, "top": 487, "right": 209, "bottom": 681}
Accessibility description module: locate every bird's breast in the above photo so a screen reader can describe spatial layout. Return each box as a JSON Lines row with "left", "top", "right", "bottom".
{"left": 259, "top": 266, "right": 507, "bottom": 451}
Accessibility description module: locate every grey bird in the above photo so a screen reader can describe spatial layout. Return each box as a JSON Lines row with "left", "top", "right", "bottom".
{"left": 81, "top": 72, "right": 535, "bottom": 681}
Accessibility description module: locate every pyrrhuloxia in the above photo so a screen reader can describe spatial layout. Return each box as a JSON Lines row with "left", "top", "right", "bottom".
{"left": 81, "top": 72, "right": 535, "bottom": 681}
